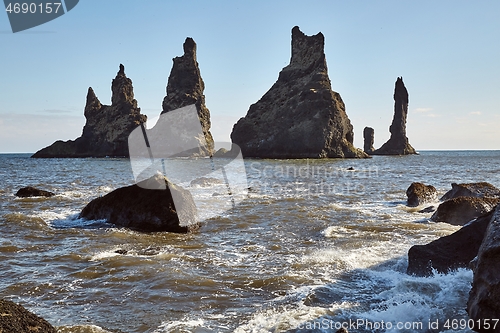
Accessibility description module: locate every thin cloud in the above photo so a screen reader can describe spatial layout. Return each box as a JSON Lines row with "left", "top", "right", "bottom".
{"left": 414, "top": 107, "right": 433, "bottom": 113}
{"left": 40, "top": 109, "right": 73, "bottom": 114}
{"left": 469, "top": 111, "right": 482, "bottom": 116}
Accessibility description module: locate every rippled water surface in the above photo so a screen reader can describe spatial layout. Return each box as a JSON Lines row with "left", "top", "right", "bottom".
{"left": 1, "top": 151, "right": 499, "bottom": 332}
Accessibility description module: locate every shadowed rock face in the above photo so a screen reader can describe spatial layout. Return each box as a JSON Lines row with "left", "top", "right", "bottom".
{"left": 430, "top": 196, "right": 499, "bottom": 226}
{"left": 372, "top": 77, "right": 416, "bottom": 155}
{"left": 406, "top": 182, "right": 437, "bottom": 207}
{"left": 231, "top": 26, "right": 367, "bottom": 159}
{"left": 363, "top": 127, "right": 375, "bottom": 154}
{"left": 468, "top": 205, "right": 500, "bottom": 328}
{"left": 32, "top": 65, "right": 147, "bottom": 158}
{"left": 161, "top": 38, "right": 214, "bottom": 156}
{"left": 407, "top": 209, "right": 494, "bottom": 277}
{"left": 441, "top": 182, "right": 500, "bottom": 201}
{"left": 15, "top": 186, "right": 54, "bottom": 198}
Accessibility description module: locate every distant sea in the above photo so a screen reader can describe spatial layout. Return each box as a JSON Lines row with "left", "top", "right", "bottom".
{"left": 1, "top": 151, "right": 500, "bottom": 333}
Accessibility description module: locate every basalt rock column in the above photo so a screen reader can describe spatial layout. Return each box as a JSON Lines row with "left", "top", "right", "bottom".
{"left": 161, "top": 37, "right": 214, "bottom": 156}
{"left": 231, "top": 26, "right": 367, "bottom": 159}
{"left": 363, "top": 127, "right": 375, "bottom": 154}
{"left": 372, "top": 77, "right": 416, "bottom": 155}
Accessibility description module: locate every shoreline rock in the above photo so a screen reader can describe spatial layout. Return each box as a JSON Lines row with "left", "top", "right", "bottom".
{"left": 231, "top": 26, "right": 367, "bottom": 159}
{"left": 371, "top": 77, "right": 417, "bottom": 155}
{"left": 430, "top": 196, "right": 499, "bottom": 226}
{"left": 32, "top": 65, "right": 147, "bottom": 158}
{"left": 0, "top": 299, "right": 56, "bottom": 333}
{"left": 407, "top": 209, "right": 494, "bottom": 276}
{"left": 406, "top": 182, "right": 437, "bottom": 207}
{"left": 15, "top": 186, "right": 55, "bottom": 198}
{"left": 80, "top": 174, "right": 199, "bottom": 233}
{"left": 441, "top": 182, "right": 500, "bottom": 201}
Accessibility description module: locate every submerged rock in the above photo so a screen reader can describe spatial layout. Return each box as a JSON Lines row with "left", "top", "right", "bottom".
{"left": 430, "top": 196, "right": 499, "bottom": 226}
{"left": 161, "top": 37, "right": 214, "bottom": 156}
{"left": 407, "top": 210, "right": 494, "bottom": 276}
{"left": 0, "top": 299, "right": 56, "bottom": 333}
{"left": 363, "top": 127, "right": 375, "bottom": 154}
{"left": 80, "top": 174, "right": 199, "bottom": 232}
{"left": 441, "top": 182, "right": 500, "bottom": 201}
{"left": 467, "top": 205, "right": 500, "bottom": 328}
{"left": 15, "top": 186, "right": 54, "bottom": 198}
{"left": 371, "top": 77, "right": 416, "bottom": 155}
{"left": 406, "top": 182, "right": 437, "bottom": 207}
{"left": 231, "top": 26, "right": 367, "bottom": 159}
{"left": 32, "top": 65, "right": 147, "bottom": 158}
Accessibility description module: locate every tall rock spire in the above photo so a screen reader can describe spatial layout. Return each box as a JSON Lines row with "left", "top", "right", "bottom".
{"left": 231, "top": 26, "right": 367, "bottom": 158}
{"left": 161, "top": 37, "right": 214, "bottom": 156}
{"left": 372, "top": 77, "right": 417, "bottom": 155}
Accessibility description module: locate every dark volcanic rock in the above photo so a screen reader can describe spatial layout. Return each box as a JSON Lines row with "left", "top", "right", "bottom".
{"left": 160, "top": 37, "right": 214, "bottom": 156}
{"left": 467, "top": 205, "right": 500, "bottom": 330}
{"left": 230, "top": 26, "right": 367, "bottom": 159}
{"left": 32, "top": 65, "right": 147, "bottom": 158}
{"left": 363, "top": 127, "right": 375, "bottom": 154}
{"left": 372, "top": 77, "right": 416, "bottom": 155}
{"left": 441, "top": 182, "right": 500, "bottom": 201}
{"left": 80, "top": 174, "right": 199, "bottom": 232}
{"left": 430, "top": 196, "right": 499, "bottom": 226}
{"left": 0, "top": 299, "right": 56, "bottom": 333}
{"left": 407, "top": 210, "right": 494, "bottom": 276}
{"left": 406, "top": 182, "right": 437, "bottom": 207}
{"left": 15, "top": 186, "right": 54, "bottom": 198}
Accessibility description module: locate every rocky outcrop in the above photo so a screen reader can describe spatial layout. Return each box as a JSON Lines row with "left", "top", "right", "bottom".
{"left": 467, "top": 205, "right": 500, "bottom": 330}
{"left": 363, "top": 127, "right": 375, "bottom": 154}
{"left": 0, "top": 299, "right": 56, "bottom": 333}
{"left": 15, "top": 186, "right": 54, "bottom": 198}
{"left": 231, "top": 26, "right": 367, "bottom": 159}
{"left": 80, "top": 173, "right": 199, "bottom": 232}
{"left": 32, "top": 64, "right": 147, "bottom": 158}
{"left": 371, "top": 77, "right": 416, "bottom": 155}
{"left": 430, "top": 196, "right": 499, "bottom": 226}
{"left": 441, "top": 182, "right": 500, "bottom": 201}
{"left": 161, "top": 37, "right": 214, "bottom": 156}
{"left": 407, "top": 210, "right": 494, "bottom": 276}
{"left": 406, "top": 182, "right": 437, "bottom": 207}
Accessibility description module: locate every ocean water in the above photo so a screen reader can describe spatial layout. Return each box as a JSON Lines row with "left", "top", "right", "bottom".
{"left": 1, "top": 151, "right": 500, "bottom": 333}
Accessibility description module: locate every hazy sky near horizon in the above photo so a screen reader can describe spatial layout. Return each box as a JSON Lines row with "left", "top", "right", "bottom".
{"left": 1, "top": 0, "right": 499, "bottom": 153}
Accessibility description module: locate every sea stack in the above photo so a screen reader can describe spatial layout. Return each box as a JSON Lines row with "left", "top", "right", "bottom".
{"left": 32, "top": 65, "right": 147, "bottom": 158}
{"left": 161, "top": 37, "right": 214, "bottom": 156}
{"left": 371, "top": 77, "right": 416, "bottom": 155}
{"left": 363, "top": 127, "right": 375, "bottom": 154}
{"left": 231, "top": 26, "right": 367, "bottom": 159}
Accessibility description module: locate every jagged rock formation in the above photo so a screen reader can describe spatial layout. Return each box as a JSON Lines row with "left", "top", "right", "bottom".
{"left": 0, "top": 299, "right": 56, "bottom": 333}
{"left": 32, "top": 65, "right": 147, "bottom": 158}
{"left": 160, "top": 37, "right": 214, "bottom": 156}
{"left": 363, "top": 127, "right": 375, "bottom": 154}
{"left": 231, "top": 26, "right": 367, "bottom": 159}
{"left": 407, "top": 209, "right": 493, "bottom": 276}
{"left": 80, "top": 173, "right": 199, "bottom": 233}
{"left": 406, "top": 182, "right": 437, "bottom": 207}
{"left": 371, "top": 77, "right": 416, "bottom": 155}
{"left": 467, "top": 205, "right": 500, "bottom": 329}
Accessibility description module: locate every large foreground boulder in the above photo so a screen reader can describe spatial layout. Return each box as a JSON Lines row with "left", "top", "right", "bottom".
{"left": 467, "top": 205, "right": 500, "bottom": 331}
{"left": 80, "top": 174, "right": 199, "bottom": 232}
{"left": 15, "top": 186, "right": 54, "bottom": 198}
{"left": 441, "top": 182, "right": 500, "bottom": 201}
{"left": 371, "top": 77, "right": 417, "bottom": 155}
{"left": 0, "top": 299, "right": 56, "bottom": 333}
{"left": 407, "top": 210, "right": 494, "bottom": 276}
{"left": 32, "top": 64, "right": 147, "bottom": 158}
{"left": 406, "top": 182, "right": 437, "bottom": 207}
{"left": 430, "top": 196, "right": 499, "bottom": 226}
{"left": 231, "top": 26, "right": 367, "bottom": 159}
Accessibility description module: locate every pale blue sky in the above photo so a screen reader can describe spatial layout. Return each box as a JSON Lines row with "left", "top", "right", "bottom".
{"left": 1, "top": 0, "right": 499, "bottom": 152}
